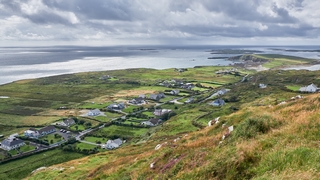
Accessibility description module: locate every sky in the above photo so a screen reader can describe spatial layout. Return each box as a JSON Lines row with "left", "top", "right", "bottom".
{"left": 0, "top": 0, "right": 320, "bottom": 46}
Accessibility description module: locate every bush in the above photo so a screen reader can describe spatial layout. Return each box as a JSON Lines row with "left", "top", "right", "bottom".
{"left": 233, "top": 116, "right": 280, "bottom": 139}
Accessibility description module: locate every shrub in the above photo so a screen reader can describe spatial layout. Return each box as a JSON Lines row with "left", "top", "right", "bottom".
{"left": 233, "top": 116, "right": 280, "bottom": 139}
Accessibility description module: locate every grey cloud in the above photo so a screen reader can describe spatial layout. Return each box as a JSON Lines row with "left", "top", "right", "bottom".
{"left": 42, "top": 0, "right": 134, "bottom": 21}
{"left": 0, "top": 0, "right": 319, "bottom": 44}
{"left": 24, "top": 11, "right": 74, "bottom": 25}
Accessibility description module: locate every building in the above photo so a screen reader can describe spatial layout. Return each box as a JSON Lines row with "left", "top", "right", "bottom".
{"left": 107, "top": 103, "right": 125, "bottom": 110}
{"left": 24, "top": 125, "right": 56, "bottom": 139}
{"left": 149, "top": 93, "right": 165, "bottom": 101}
{"left": 1, "top": 137, "right": 25, "bottom": 151}
{"left": 299, "top": 83, "right": 319, "bottom": 93}
{"left": 87, "top": 109, "right": 101, "bottom": 116}
{"left": 141, "top": 118, "right": 162, "bottom": 126}
{"left": 154, "top": 109, "right": 171, "bottom": 116}
{"left": 217, "top": 89, "right": 229, "bottom": 95}
{"left": 62, "top": 118, "right": 76, "bottom": 127}
{"left": 105, "top": 138, "right": 123, "bottom": 149}
{"left": 210, "top": 99, "right": 225, "bottom": 106}
{"left": 259, "top": 84, "right": 267, "bottom": 89}
{"left": 170, "top": 89, "right": 180, "bottom": 95}
{"left": 128, "top": 97, "right": 145, "bottom": 105}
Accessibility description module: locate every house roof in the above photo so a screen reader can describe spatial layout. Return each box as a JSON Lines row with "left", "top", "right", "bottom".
{"left": 212, "top": 99, "right": 225, "bottom": 105}
{"left": 113, "top": 138, "right": 122, "bottom": 146}
{"left": 90, "top": 109, "right": 101, "bottom": 113}
{"left": 63, "top": 118, "right": 75, "bottom": 125}
{"left": 149, "top": 118, "right": 161, "bottom": 125}
{"left": 1, "top": 138, "right": 24, "bottom": 147}
{"left": 38, "top": 125, "right": 56, "bottom": 134}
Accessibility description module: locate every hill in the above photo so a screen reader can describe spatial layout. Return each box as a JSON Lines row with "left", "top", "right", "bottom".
{"left": 23, "top": 69, "right": 320, "bottom": 180}
{"left": 27, "top": 93, "right": 320, "bottom": 180}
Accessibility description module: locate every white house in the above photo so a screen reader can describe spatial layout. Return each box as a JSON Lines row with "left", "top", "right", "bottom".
{"left": 170, "top": 89, "right": 180, "bottom": 95}
{"left": 210, "top": 99, "right": 225, "bottom": 106}
{"left": 259, "top": 84, "right": 267, "bottom": 89}
{"left": 24, "top": 125, "right": 56, "bottom": 139}
{"left": 105, "top": 138, "right": 123, "bottom": 149}
{"left": 87, "top": 109, "right": 101, "bottom": 116}
{"left": 299, "top": 83, "right": 319, "bottom": 93}
{"left": 154, "top": 109, "right": 171, "bottom": 116}
{"left": 1, "top": 138, "right": 25, "bottom": 151}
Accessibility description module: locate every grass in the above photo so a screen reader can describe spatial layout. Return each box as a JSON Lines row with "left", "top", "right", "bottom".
{"left": 83, "top": 136, "right": 106, "bottom": 144}
{"left": 78, "top": 102, "right": 112, "bottom": 109}
{"left": 70, "top": 124, "right": 86, "bottom": 131}
{"left": 0, "top": 149, "right": 85, "bottom": 180}
{"left": 252, "top": 54, "right": 315, "bottom": 69}
{"left": 76, "top": 142, "right": 98, "bottom": 150}
{"left": 286, "top": 85, "right": 301, "bottom": 91}
{"left": 9, "top": 145, "right": 36, "bottom": 155}
{"left": 39, "top": 133, "right": 64, "bottom": 144}
{"left": 90, "top": 125, "right": 149, "bottom": 139}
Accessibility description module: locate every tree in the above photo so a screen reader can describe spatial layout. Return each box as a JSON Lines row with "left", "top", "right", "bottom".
{"left": 85, "top": 122, "right": 92, "bottom": 127}
{"left": 75, "top": 125, "right": 78, "bottom": 131}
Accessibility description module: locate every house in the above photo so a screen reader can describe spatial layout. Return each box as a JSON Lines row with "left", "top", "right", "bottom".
{"left": 24, "top": 125, "right": 56, "bottom": 139}
{"left": 139, "top": 94, "right": 146, "bottom": 99}
{"left": 259, "top": 84, "right": 267, "bottom": 89}
{"left": 99, "top": 75, "right": 111, "bottom": 80}
{"left": 87, "top": 109, "right": 101, "bottom": 116}
{"left": 141, "top": 118, "right": 162, "bottom": 126}
{"left": 181, "top": 83, "right": 194, "bottom": 90}
{"left": 210, "top": 99, "right": 225, "bottom": 106}
{"left": 105, "top": 138, "right": 123, "bottom": 149}
{"left": 149, "top": 93, "right": 165, "bottom": 101}
{"left": 299, "top": 83, "right": 319, "bottom": 93}
{"left": 1, "top": 136, "right": 25, "bottom": 151}
{"left": 62, "top": 118, "right": 76, "bottom": 127}
{"left": 185, "top": 98, "right": 194, "bottom": 104}
{"left": 24, "top": 128, "right": 40, "bottom": 138}
{"left": 107, "top": 103, "right": 125, "bottom": 110}
{"left": 154, "top": 109, "right": 171, "bottom": 116}
{"left": 38, "top": 125, "right": 56, "bottom": 136}
{"left": 170, "top": 89, "right": 180, "bottom": 95}
{"left": 129, "top": 97, "right": 145, "bottom": 105}
{"left": 217, "top": 89, "right": 228, "bottom": 96}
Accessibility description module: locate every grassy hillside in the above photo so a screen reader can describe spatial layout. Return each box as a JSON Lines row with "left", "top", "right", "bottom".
{"left": 26, "top": 69, "right": 320, "bottom": 180}
{"left": 27, "top": 93, "right": 320, "bottom": 180}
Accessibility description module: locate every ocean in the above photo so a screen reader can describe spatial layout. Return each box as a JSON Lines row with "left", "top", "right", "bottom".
{"left": 0, "top": 45, "right": 319, "bottom": 85}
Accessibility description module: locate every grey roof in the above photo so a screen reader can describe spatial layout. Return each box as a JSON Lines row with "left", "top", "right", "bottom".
{"left": 63, "top": 118, "right": 75, "bottom": 126}
{"left": 212, "top": 99, "right": 225, "bottom": 106}
{"left": 149, "top": 118, "right": 161, "bottom": 125}
{"left": 38, "top": 125, "right": 56, "bottom": 134}
{"left": 90, "top": 109, "right": 101, "bottom": 114}
{"left": 1, "top": 138, "right": 24, "bottom": 147}
{"left": 113, "top": 138, "right": 122, "bottom": 146}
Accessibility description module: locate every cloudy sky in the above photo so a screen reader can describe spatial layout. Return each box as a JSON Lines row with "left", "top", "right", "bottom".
{"left": 0, "top": 0, "right": 320, "bottom": 46}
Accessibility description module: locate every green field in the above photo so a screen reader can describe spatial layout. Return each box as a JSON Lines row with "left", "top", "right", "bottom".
{"left": 76, "top": 142, "right": 98, "bottom": 150}
{"left": 39, "top": 133, "right": 64, "bottom": 144}
{"left": 286, "top": 85, "right": 301, "bottom": 91}
{"left": 0, "top": 149, "right": 85, "bottom": 180}
{"left": 83, "top": 136, "right": 106, "bottom": 144}
{"left": 253, "top": 54, "right": 315, "bottom": 69}
{"left": 90, "top": 125, "right": 149, "bottom": 139}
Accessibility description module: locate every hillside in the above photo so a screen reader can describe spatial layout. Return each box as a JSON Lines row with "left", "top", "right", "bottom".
{"left": 27, "top": 93, "right": 320, "bottom": 179}
{"left": 21, "top": 69, "right": 320, "bottom": 180}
